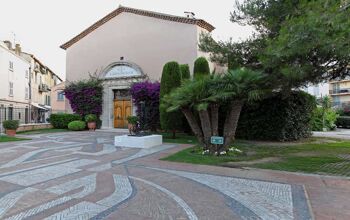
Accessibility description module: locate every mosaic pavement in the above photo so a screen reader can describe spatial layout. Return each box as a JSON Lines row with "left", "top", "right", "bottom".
{"left": 0, "top": 132, "right": 314, "bottom": 220}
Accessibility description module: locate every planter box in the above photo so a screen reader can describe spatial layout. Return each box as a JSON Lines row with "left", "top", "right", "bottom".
{"left": 114, "top": 135, "right": 163, "bottom": 148}
{"left": 17, "top": 123, "right": 53, "bottom": 132}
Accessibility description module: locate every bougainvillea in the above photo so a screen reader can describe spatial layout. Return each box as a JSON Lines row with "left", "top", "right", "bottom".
{"left": 64, "top": 77, "right": 104, "bottom": 117}
{"left": 130, "top": 81, "right": 160, "bottom": 131}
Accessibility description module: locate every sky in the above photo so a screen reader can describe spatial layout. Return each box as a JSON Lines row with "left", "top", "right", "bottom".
{"left": 0, "top": 0, "right": 254, "bottom": 79}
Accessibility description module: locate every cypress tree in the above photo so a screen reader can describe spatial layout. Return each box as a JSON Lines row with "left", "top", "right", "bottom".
{"left": 180, "top": 64, "right": 191, "bottom": 80}
{"left": 160, "top": 61, "right": 182, "bottom": 138}
{"left": 193, "top": 57, "right": 210, "bottom": 79}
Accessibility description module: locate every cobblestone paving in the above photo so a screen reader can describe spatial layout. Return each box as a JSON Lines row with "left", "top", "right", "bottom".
{"left": 0, "top": 131, "right": 317, "bottom": 219}
{"left": 318, "top": 154, "right": 350, "bottom": 176}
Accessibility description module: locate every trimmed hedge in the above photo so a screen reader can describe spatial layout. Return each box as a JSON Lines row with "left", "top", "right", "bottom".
{"left": 193, "top": 57, "right": 210, "bottom": 79}
{"left": 236, "top": 91, "right": 316, "bottom": 141}
{"left": 160, "top": 61, "right": 182, "bottom": 132}
{"left": 50, "top": 114, "right": 82, "bottom": 129}
{"left": 68, "top": 121, "right": 86, "bottom": 131}
{"left": 180, "top": 64, "right": 191, "bottom": 80}
{"left": 336, "top": 116, "right": 350, "bottom": 128}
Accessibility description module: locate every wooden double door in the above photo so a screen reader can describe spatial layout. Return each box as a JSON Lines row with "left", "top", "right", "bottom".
{"left": 114, "top": 100, "right": 132, "bottom": 128}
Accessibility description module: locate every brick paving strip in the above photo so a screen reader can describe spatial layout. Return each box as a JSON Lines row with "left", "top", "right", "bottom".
{"left": 0, "top": 131, "right": 348, "bottom": 219}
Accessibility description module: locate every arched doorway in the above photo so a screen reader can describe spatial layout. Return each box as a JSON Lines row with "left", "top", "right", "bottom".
{"left": 102, "top": 62, "right": 144, "bottom": 128}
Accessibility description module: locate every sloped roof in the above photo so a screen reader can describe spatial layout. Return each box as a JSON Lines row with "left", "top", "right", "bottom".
{"left": 60, "top": 6, "right": 215, "bottom": 50}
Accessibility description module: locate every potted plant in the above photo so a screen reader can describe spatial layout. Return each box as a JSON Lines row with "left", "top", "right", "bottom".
{"left": 3, "top": 120, "right": 19, "bottom": 137}
{"left": 127, "top": 116, "right": 138, "bottom": 135}
{"left": 85, "top": 114, "right": 97, "bottom": 131}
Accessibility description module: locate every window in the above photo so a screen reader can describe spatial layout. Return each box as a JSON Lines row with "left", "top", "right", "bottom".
{"left": 45, "top": 95, "right": 51, "bottom": 106}
{"left": 57, "top": 91, "right": 64, "bottom": 101}
{"left": 35, "top": 73, "right": 37, "bottom": 83}
{"left": 9, "top": 82, "right": 13, "bottom": 97}
{"left": 25, "top": 87, "right": 29, "bottom": 100}
{"left": 104, "top": 63, "right": 142, "bottom": 78}
{"left": 8, "top": 107, "right": 13, "bottom": 120}
{"left": 9, "top": 61, "right": 13, "bottom": 71}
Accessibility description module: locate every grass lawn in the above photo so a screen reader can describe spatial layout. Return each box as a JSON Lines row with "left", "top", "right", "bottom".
{"left": 162, "top": 137, "right": 350, "bottom": 176}
{"left": 0, "top": 136, "right": 31, "bottom": 142}
{"left": 17, "top": 128, "right": 69, "bottom": 135}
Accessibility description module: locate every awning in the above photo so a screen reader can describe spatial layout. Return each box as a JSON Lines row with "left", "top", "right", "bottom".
{"left": 31, "top": 103, "right": 48, "bottom": 110}
{"left": 44, "top": 105, "right": 51, "bottom": 109}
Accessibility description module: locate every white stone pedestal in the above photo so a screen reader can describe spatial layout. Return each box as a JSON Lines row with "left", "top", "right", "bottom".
{"left": 114, "top": 135, "right": 163, "bottom": 148}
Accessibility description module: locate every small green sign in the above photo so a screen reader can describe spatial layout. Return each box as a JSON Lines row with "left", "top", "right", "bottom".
{"left": 211, "top": 136, "right": 224, "bottom": 145}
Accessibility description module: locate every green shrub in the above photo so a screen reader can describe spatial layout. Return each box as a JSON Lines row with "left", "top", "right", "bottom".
{"left": 50, "top": 114, "right": 82, "bottom": 129}
{"left": 236, "top": 91, "right": 316, "bottom": 141}
{"left": 336, "top": 116, "right": 350, "bottom": 128}
{"left": 68, "top": 121, "right": 86, "bottom": 131}
{"left": 85, "top": 114, "right": 97, "bottom": 123}
{"left": 312, "top": 107, "right": 338, "bottom": 131}
{"left": 193, "top": 57, "right": 210, "bottom": 79}
{"left": 160, "top": 61, "right": 183, "bottom": 135}
{"left": 180, "top": 64, "right": 191, "bottom": 80}
{"left": 3, "top": 120, "right": 19, "bottom": 130}
{"left": 127, "top": 116, "right": 138, "bottom": 125}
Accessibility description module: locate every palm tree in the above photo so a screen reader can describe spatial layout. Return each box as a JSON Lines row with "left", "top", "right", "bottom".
{"left": 212, "top": 68, "right": 266, "bottom": 147}
{"left": 164, "top": 68, "right": 266, "bottom": 153}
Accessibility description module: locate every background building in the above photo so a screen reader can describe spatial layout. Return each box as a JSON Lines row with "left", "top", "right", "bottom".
{"left": 302, "top": 83, "right": 330, "bottom": 99}
{"left": 51, "top": 82, "right": 66, "bottom": 113}
{"left": 329, "top": 79, "right": 350, "bottom": 108}
{"left": 61, "top": 6, "right": 218, "bottom": 128}
{"left": 1, "top": 40, "right": 62, "bottom": 125}
{"left": 20, "top": 52, "right": 62, "bottom": 123}
{"left": 0, "top": 41, "right": 30, "bottom": 125}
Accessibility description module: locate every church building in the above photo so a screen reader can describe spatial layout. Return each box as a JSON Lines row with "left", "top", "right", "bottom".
{"left": 61, "top": 5, "right": 216, "bottom": 128}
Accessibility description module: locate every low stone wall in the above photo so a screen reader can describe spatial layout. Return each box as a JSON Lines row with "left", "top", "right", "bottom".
{"left": 17, "top": 123, "right": 53, "bottom": 132}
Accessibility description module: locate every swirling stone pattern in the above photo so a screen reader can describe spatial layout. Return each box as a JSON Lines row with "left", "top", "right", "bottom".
{"left": 0, "top": 132, "right": 313, "bottom": 220}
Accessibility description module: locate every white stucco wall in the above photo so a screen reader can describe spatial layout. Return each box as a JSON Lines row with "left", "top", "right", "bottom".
{"left": 302, "top": 83, "right": 330, "bottom": 98}
{"left": 0, "top": 42, "right": 30, "bottom": 107}
{"left": 66, "top": 12, "right": 202, "bottom": 82}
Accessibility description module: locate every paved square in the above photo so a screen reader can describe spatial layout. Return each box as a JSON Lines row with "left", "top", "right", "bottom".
{"left": 0, "top": 131, "right": 347, "bottom": 219}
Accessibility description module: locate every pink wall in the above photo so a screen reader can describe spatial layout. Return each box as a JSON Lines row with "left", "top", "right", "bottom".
{"left": 50, "top": 82, "right": 66, "bottom": 113}
{"left": 66, "top": 12, "right": 202, "bottom": 82}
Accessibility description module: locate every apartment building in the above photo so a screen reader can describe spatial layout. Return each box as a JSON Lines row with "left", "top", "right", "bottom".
{"left": 0, "top": 41, "right": 31, "bottom": 124}
{"left": 1, "top": 40, "right": 62, "bottom": 123}
{"left": 20, "top": 53, "right": 63, "bottom": 122}
{"left": 329, "top": 79, "right": 350, "bottom": 108}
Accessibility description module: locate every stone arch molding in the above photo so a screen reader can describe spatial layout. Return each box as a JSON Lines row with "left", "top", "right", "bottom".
{"left": 101, "top": 62, "right": 144, "bottom": 79}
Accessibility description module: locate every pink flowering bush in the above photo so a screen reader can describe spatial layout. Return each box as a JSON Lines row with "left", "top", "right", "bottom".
{"left": 64, "top": 77, "right": 103, "bottom": 118}
{"left": 130, "top": 81, "right": 160, "bottom": 131}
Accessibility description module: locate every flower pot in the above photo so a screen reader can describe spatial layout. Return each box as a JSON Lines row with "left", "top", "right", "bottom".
{"left": 88, "top": 122, "right": 96, "bottom": 131}
{"left": 128, "top": 123, "right": 136, "bottom": 135}
{"left": 6, "top": 130, "right": 16, "bottom": 137}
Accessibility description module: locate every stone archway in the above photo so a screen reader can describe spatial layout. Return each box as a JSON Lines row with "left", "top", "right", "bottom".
{"left": 100, "top": 62, "right": 146, "bottom": 128}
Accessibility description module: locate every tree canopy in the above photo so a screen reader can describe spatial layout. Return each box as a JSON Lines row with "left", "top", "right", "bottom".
{"left": 200, "top": 0, "right": 350, "bottom": 90}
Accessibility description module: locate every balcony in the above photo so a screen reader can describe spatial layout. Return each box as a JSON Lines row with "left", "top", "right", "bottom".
{"left": 38, "top": 84, "right": 51, "bottom": 92}
{"left": 329, "top": 88, "right": 350, "bottom": 95}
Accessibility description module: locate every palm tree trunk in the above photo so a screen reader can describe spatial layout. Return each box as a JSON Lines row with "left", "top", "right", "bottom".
{"left": 210, "top": 104, "right": 219, "bottom": 136}
{"left": 181, "top": 108, "right": 205, "bottom": 146}
{"left": 198, "top": 109, "right": 212, "bottom": 150}
{"left": 223, "top": 100, "right": 244, "bottom": 147}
